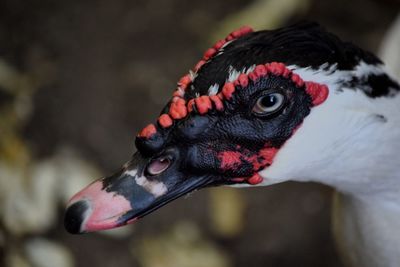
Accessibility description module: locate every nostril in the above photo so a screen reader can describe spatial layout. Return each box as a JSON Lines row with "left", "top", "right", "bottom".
{"left": 146, "top": 156, "right": 172, "bottom": 176}
{"left": 64, "top": 200, "right": 89, "bottom": 234}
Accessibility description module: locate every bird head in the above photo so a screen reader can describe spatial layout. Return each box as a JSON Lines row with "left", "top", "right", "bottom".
{"left": 64, "top": 22, "right": 399, "bottom": 234}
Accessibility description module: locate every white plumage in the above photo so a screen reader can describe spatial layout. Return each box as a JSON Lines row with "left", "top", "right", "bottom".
{"left": 255, "top": 62, "right": 400, "bottom": 267}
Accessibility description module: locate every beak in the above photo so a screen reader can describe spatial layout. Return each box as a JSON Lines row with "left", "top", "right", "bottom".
{"left": 64, "top": 151, "right": 212, "bottom": 234}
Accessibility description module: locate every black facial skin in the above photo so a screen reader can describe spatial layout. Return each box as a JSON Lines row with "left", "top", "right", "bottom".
{"left": 91, "top": 73, "right": 314, "bottom": 228}
{"left": 139, "top": 75, "right": 312, "bottom": 152}
{"left": 90, "top": 74, "right": 307, "bottom": 225}
{"left": 175, "top": 75, "right": 312, "bottom": 178}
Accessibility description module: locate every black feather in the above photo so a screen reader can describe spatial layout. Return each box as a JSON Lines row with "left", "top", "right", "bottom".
{"left": 191, "top": 22, "right": 383, "bottom": 97}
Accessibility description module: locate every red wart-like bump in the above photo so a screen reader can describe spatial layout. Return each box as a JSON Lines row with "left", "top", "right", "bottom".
{"left": 236, "top": 73, "right": 249, "bottom": 87}
{"left": 210, "top": 95, "right": 224, "bottom": 111}
{"left": 157, "top": 26, "right": 255, "bottom": 131}
{"left": 254, "top": 64, "right": 268, "bottom": 77}
{"left": 222, "top": 82, "right": 235, "bottom": 99}
{"left": 218, "top": 151, "right": 243, "bottom": 170}
{"left": 268, "top": 62, "right": 287, "bottom": 76}
{"left": 195, "top": 96, "right": 212, "bottom": 114}
{"left": 229, "top": 26, "right": 253, "bottom": 39}
{"left": 194, "top": 60, "right": 207, "bottom": 72}
{"left": 250, "top": 147, "right": 278, "bottom": 171}
{"left": 178, "top": 74, "right": 192, "bottom": 90}
{"left": 204, "top": 48, "right": 217, "bottom": 60}
{"left": 247, "top": 174, "right": 263, "bottom": 185}
{"left": 248, "top": 71, "right": 259, "bottom": 81}
{"left": 291, "top": 73, "right": 304, "bottom": 87}
{"left": 138, "top": 124, "right": 157, "bottom": 139}
{"left": 217, "top": 145, "right": 277, "bottom": 185}
{"left": 305, "top": 82, "right": 329, "bottom": 106}
{"left": 173, "top": 89, "right": 184, "bottom": 97}
{"left": 213, "top": 39, "right": 227, "bottom": 50}
{"left": 158, "top": 114, "right": 173, "bottom": 128}
{"left": 169, "top": 98, "right": 187, "bottom": 119}
{"left": 192, "top": 26, "right": 254, "bottom": 74}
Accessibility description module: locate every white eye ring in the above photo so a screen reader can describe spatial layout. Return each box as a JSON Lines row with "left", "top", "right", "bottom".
{"left": 146, "top": 157, "right": 171, "bottom": 176}
{"left": 252, "top": 93, "right": 285, "bottom": 115}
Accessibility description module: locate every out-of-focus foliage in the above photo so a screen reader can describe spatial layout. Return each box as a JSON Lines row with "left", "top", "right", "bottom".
{"left": 0, "top": 52, "right": 97, "bottom": 266}
{"left": 211, "top": 0, "right": 311, "bottom": 41}
{"left": 208, "top": 188, "right": 245, "bottom": 238}
{"left": 135, "top": 222, "right": 230, "bottom": 267}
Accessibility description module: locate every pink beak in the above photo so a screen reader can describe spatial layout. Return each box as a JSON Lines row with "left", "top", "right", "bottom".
{"left": 65, "top": 180, "right": 136, "bottom": 233}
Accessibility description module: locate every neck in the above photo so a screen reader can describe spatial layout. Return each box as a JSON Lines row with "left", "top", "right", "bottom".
{"left": 259, "top": 78, "right": 400, "bottom": 266}
{"left": 322, "top": 112, "right": 400, "bottom": 267}
{"left": 333, "top": 189, "right": 400, "bottom": 267}
{"left": 258, "top": 64, "right": 400, "bottom": 266}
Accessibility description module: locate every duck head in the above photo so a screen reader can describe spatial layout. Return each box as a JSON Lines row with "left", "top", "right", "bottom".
{"left": 64, "top": 22, "right": 399, "bottom": 234}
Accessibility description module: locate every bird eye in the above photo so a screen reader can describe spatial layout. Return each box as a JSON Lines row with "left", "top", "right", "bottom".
{"left": 146, "top": 156, "right": 171, "bottom": 176}
{"left": 252, "top": 93, "right": 285, "bottom": 116}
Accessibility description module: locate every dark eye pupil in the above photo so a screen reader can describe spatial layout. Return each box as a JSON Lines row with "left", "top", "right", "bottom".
{"left": 252, "top": 92, "right": 285, "bottom": 116}
{"left": 261, "top": 95, "right": 277, "bottom": 108}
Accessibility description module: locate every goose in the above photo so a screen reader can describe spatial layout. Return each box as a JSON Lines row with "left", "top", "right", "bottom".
{"left": 64, "top": 22, "right": 400, "bottom": 267}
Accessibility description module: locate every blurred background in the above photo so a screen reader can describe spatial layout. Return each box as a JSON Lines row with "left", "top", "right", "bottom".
{"left": 0, "top": 0, "right": 399, "bottom": 266}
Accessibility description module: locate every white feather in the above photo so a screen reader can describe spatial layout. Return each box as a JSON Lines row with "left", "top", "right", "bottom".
{"left": 207, "top": 83, "right": 219, "bottom": 96}
{"left": 256, "top": 62, "right": 400, "bottom": 267}
{"left": 227, "top": 65, "right": 257, "bottom": 83}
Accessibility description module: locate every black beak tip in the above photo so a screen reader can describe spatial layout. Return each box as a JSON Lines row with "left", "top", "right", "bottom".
{"left": 64, "top": 200, "right": 88, "bottom": 234}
